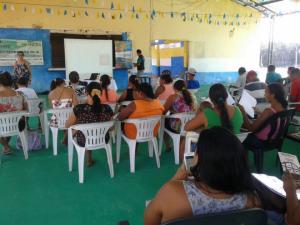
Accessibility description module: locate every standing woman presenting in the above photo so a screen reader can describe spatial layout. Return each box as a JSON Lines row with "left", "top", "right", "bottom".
{"left": 12, "top": 51, "right": 32, "bottom": 87}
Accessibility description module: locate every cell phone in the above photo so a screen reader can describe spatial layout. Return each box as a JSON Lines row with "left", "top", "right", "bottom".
{"left": 184, "top": 153, "right": 195, "bottom": 173}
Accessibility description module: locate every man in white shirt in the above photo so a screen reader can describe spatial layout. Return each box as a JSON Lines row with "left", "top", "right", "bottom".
{"left": 16, "top": 77, "right": 38, "bottom": 99}
{"left": 236, "top": 67, "right": 247, "bottom": 88}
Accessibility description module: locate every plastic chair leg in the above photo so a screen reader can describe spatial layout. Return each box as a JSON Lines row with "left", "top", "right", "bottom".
{"left": 158, "top": 118, "right": 165, "bottom": 156}
{"left": 68, "top": 128, "right": 74, "bottom": 172}
{"left": 77, "top": 148, "right": 85, "bottom": 183}
{"left": 152, "top": 138, "right": 160, "bottom": 169}
{"left": 51, "top": 127, "right": 58, "bottom": 156}
{"left": 105, "top": 144, "right": 114, "bottom": 178}
{"left": 128, "top": 140, "right": 137, "bottom": 173}
{"left": 148, "top": 141, "right": 153, "bottom": 158}
{"left": 44, "top": 112, "right": 49, "bottom": 148}
{"left": 19, "top": 131, "right": 29, "bottom": 160}
{"left": 173, "top": 136, "right": 180, "bottom": 165}
{"left": 116, "top": 121, "right": 122, "bottom": 163}
{"left": 110, "top": 130, "right": 116, "bottom": 144}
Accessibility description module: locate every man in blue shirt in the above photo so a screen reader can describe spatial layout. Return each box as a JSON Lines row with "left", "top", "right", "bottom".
{"left": 186, "top": 68, "right": 200, "bottom": 89}
{"left": 265, "top": 65, "right": 282, "bottom": 84}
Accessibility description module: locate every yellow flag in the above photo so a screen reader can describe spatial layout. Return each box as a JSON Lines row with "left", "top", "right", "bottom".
{"left": 39, "top": 8, "right": 43, "bottom": 14}
{"left": 78, "top": 10, "right": 81, "bottom": 16}
{"left": 96, "top": 12, "right": 100, "bottom": 18}
{"left": 117, "top": 3, "right": 121, "bottom": 10}
{"left": 57, "top": 9, "right": 60, "bottom": 15}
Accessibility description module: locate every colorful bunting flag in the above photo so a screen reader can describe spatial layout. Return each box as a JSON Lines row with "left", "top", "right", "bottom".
{"left": 85, "top": 0, "right": 89, "bottom": 5}
{"left": 85, "top": 11, "right": 89, "bottom": 16}
{"left": 3, "top": 4, "right": 7, "bottom": 11}
{"left": 111, "top": 2, "right": 114, "bottom": 10}
{"left": 64, "top": 9, "right": 68, "bottom": 15}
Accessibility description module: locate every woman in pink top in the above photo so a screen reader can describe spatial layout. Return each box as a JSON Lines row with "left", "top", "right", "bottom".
{"left": 239, "top": 83, "right": 287, "bottom": 172}
{"left": 100, "top": 74, "right": 118, "bottom": 104}
{"left": 155, "top": 71, "right": 175, "bottom": 101}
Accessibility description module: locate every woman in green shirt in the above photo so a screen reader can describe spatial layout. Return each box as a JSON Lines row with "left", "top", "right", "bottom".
{"left": 185, "top": 83, "right": 243, "bottom": 134}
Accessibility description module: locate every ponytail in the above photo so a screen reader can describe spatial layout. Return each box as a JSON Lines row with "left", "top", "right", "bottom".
{"left": 217, "top": 99, "right": 233, "bottom": 131}
{"left": 173, "top": 80, "right": 193, "bottom": 106}
{"left": 209, "top": 83, "right": 233, "bottom": 131}
{"left": 100, "top": 74, "right": 111, "bottom": 101}
{"left": 86, "top": 82, "right": 103, "bottom": 113}
{"left": 92, "top": 94, "right": 102, "bottom": 113}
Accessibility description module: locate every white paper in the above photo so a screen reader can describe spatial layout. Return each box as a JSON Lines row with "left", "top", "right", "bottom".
{"left": 252, "top": 173, "right": 300, "bottom": 199}
{"left": 239, "top": 90, "right": 257, "bottom": 118}
{"left": 202, "top": 93, "right": 235, "bottom": 106}
{"left": 278, "top": 152, "right": 300, "bottom": 175}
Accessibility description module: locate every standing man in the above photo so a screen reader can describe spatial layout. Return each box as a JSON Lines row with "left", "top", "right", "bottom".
{"left": 134, "top": 49, "right": 145, "bottom": 76}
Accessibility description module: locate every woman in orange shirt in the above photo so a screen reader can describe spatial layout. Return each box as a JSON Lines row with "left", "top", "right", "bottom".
{"left": 99, "top": 74, "right": 119, "bottom": 104}
{"left": 118, "top": 82, "right": 164, "bottom": 139}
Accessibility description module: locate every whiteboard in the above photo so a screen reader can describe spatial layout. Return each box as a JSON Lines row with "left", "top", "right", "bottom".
{"left": 64, "top": 39, "right": 113, "bottom": 80}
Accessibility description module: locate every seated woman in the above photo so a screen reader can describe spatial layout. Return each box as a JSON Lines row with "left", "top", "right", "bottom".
{"left": 0, "top": 72, "right": 26, "bottom": 154}
{"left": 185, "top": 83, "right": 242, "bottom": 133}
{"left": 68, "top": 71, "right": 87, "bottom": 97}
{"left": 163, "top": 80, "right": 196, "bottom": 150}
{"left": 48, "top": 78, "right": 78, "bottom": 108}
{"left": 154, "top": 70, "right": 175, "bottom": 101}
{"left": 118, "top": 75, "right": 139, "bottom": 102}
{"left": 118, "top": 82, "right": 164, "bottom": 139}
{"left": 240, "top": 83, "right": 288, "bottom": 172}
{"left": 65, "top": 82, "right": 113, "bottom": 167}
{"left": 144, "top": 126, "right": 260, "bottom": 225}
{"left": 182, "top": 83, "right": 243, "bottom": 159}
{"left": 99, "top": 74, "right": 119, "bottom": 104}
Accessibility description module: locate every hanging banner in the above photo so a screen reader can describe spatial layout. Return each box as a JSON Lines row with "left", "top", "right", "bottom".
{"left": 0, "top": 39, "right": 44, "bottom": 66}
{"left": 114, "top": 40, "right": 133, "bottom": 69}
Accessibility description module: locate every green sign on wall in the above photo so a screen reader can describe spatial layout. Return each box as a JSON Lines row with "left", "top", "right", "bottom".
{"left": 0, "top": 39, "right": 44, "bottom": 66}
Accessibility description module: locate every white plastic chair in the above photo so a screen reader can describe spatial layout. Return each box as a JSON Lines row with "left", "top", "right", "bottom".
{"left": 184, "top": 131, "right": 251, "bottom": 154}
{"left": 116, "top": 116, "right": 161, "bottom": 173}
{"left": 26, "top": 98, "right": 45, "bottom": 133}
{"left": 160, "top": 112, "right": 195, "bottom": 164}
{"left": 0, "top": 111, "right": 28, "bottom": 163}
{"left": 44, "top": 108, "right": 73, "bottom": 155}
{"left": 68, "top": 121, "right": 114, "bottom": 183}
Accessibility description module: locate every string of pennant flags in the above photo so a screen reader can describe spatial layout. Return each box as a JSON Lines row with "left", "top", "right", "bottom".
{"left": 0, "top": 0, "right": 262, "bottom": 26}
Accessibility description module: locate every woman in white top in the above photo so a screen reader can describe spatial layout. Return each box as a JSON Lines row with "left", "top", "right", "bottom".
{"left": 16, "top": 77, "right": 38, "bottom": 99}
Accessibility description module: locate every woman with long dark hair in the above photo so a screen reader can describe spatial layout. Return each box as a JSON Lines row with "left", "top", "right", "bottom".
{"left": 144, "top": 127, "right": 260, "bottom": 225}
{"left": 65, "top": 82, "right": 113, "bottom": 167}
{"left": 241, "top": 83, "right": 288, "bottom": 172}
{"left": 48, "top": 77, "right": 78, "bottom": 108}
{"left": 99, "top": 74, "right": 118, "bottom": 103}
{"left": 185, "top": 83, "right": 243, "bottom": 133}
{"left": 163, "top": 80, "right": 196, "bottom": 151}
{"left": 118, "top": 75, "right": 139, "bottom": 102}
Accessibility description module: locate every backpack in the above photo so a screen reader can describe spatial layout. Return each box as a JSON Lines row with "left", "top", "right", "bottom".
{"left": 16, "top": 131, "right": 43, "bottom": 151}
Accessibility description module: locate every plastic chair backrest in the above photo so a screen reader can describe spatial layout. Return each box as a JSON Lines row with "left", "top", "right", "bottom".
{"left": 123, "top": 116, "right": 161, "bottom": 141}
{"left": 71, "top": 121, "right": 114, "bottom": 148}
{"left": 162, "top": 208, "right": 267, "bottom": 225}
{"left": 254, "top": 108, "right": 295, "bottom": 145}
{"left": 48, "top": 108, "right": 73, "bottom": 128}
{"left": 166, "top": 112, "right": 196, "bottom": 134}
{"left": 27, "top": 98, "right": 43, "bottom": 115}
{"left": 0, "top": 111, "right": 26, "bottom": 136}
